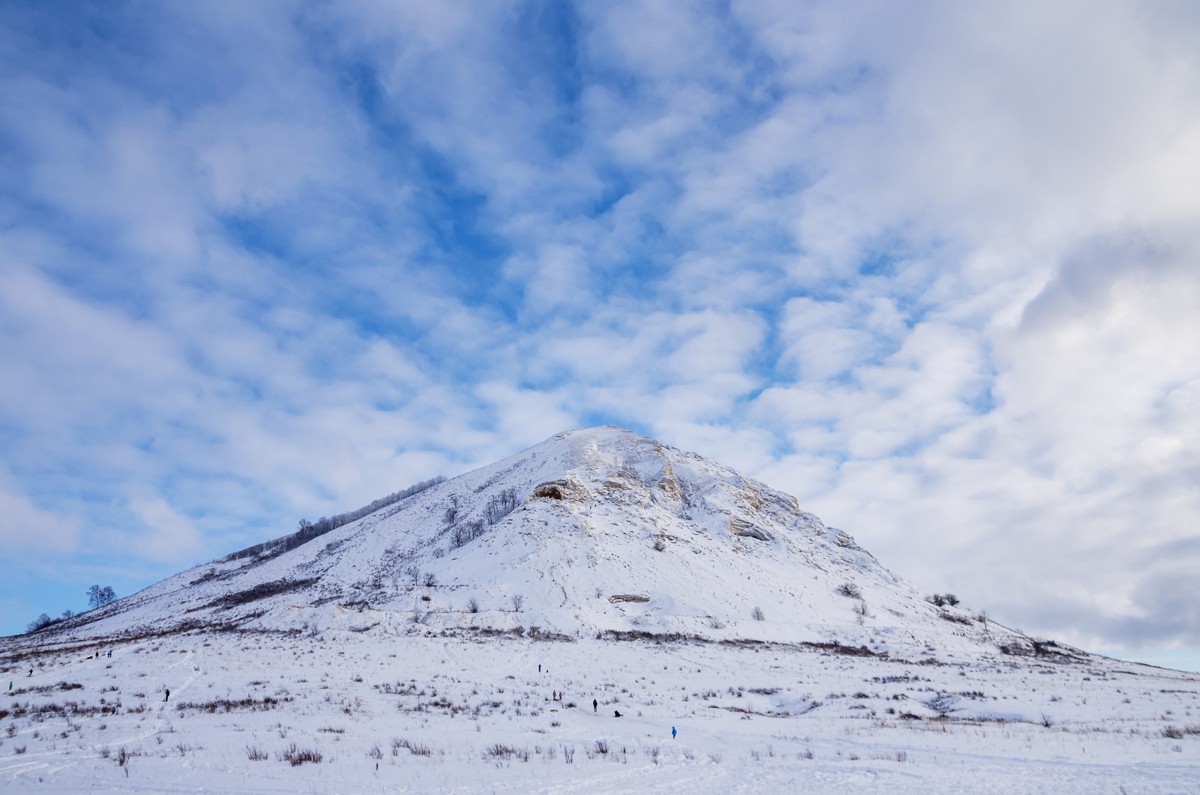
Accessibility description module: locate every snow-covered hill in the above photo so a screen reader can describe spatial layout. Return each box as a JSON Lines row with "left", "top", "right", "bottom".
{"left": 22, "top": 427, "right": 1032, "bottom": 659}
{"left": 4, "top": 427, "right": 1198, "bottom": 793}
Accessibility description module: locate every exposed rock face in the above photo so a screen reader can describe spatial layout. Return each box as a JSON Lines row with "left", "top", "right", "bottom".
{"left": 728, "top": 517, "right": 773, "bottom": 542}
{"left": 530, "top": 478, "right": 591, "bottom": 502}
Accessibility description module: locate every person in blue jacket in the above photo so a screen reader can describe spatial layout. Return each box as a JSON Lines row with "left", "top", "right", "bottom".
{"left": 672, "top": 726, "right": 677, "bottom": 739}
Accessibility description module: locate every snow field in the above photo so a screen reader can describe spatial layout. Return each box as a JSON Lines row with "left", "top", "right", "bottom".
{"left": 2, "top": 628, "right": 1198, "bottom": 794}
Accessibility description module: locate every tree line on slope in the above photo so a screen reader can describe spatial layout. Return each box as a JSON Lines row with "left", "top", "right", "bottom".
{"left": 222, "top": 476, "right": 447, "bottom": 563}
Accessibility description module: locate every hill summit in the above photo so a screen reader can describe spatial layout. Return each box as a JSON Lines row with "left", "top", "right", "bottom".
{"left": 34, "top": 427, "right": 1046, "bottom": 659}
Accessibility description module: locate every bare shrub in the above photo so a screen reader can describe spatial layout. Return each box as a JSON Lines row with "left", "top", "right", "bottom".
{"left": 562, "top": 744, "right": 575, "bottom": 763}
{"left": 837, "top": 582, "right": 861, "bottom": 599}
{"left": 367, "top": 743, "right": 383, "bottom": 759}
{"left": 423, "top": 572, "right": 437, "bottom": 588}
{"left": 594, "top": 739, "right": 609, "bottom": 756}
{"left": 486, "top": 743, "right": 515, "bottom": 759}
{"left": 393, "top": 737, "right": 431, "bottom": 757}
{"left": 279, "top": 743, "right": 323, "bottom": 766}
{"left": 466, "top": 597, "right": 480, "bottom": 614}
{"left": 751, "top": 606, "right": 765, "bottom": 621}
{"left": 211, "top": 578, "right": 317, "bottom": 610}
{"left": 175, "top": 696, "right": 286, "bottom": 714}
{"left": 246, "top": 745, "right": 268, "bottom": 761}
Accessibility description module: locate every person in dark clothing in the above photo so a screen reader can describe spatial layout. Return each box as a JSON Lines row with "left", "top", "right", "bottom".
{"left": 163, "top": 689, "right": 170, "bottom": 703}
{"left": 613, "top": 710, "right": 621, "bottom": 717}
{"left": 593, "top": 698, "right": 598, "bottom": 713}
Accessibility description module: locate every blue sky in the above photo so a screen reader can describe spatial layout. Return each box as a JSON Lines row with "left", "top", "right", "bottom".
{"left": 2, "top": 1, "right": 1198, "bottom": 671}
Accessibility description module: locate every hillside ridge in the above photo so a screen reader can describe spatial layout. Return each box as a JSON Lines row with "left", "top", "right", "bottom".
{"left": 12, "top": 426, "right": 1036, "bottom": 662}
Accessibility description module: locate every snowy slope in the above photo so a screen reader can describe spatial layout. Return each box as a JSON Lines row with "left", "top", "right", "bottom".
{"left": 18, "top": 427, "right": 1031, "bottom": 659}
{"left": 20, "top": 427, "right": 1032, "bottom": 655}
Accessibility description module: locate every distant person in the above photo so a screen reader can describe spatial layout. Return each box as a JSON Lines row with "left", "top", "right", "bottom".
{"left": 164, "top": 688, "right": 170, "bottom": 703}
{"left": 614, "top": 710, "right": 621, "bottom": 717}
{"left": 593, "top": 698, "right": 598, "bottom": 713}
{"left": 672, "top": 726, "right": 677, "bottom": 739}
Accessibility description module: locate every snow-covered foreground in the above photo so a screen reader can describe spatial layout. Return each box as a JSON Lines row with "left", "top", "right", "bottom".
{"left": 3, "top": 628, "right": 1198, "bottom": 794}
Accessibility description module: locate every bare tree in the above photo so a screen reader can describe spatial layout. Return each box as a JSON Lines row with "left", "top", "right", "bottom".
{"left": 423, "top": 572, "right": 437, "bottom": 588}
{"left": 751, "top": 606, "right": 765, "bottom": 621}
{"left": 484, "top": 489, "right": 519, "bottom": 525}
{"left": 87, "top": 585, "right": 116, "bottom": 610}
{"left": 466, "top": 596, "right": 480, "bottom": 614}
{"left": 26, "top": 613, "right": 55, "bottom": 633}
{"left": 511, "top": 594, "right": 525, "bottom": 612}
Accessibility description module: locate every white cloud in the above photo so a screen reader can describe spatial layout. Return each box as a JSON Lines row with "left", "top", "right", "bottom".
{"left": 1, "top": 0, "right": 1198, "bottom": 663}
{"left": 127, "top": 495, "right": 205, "bottom": 564}
{"left": 0, "top": 471, "right": 80, "bottom": 553}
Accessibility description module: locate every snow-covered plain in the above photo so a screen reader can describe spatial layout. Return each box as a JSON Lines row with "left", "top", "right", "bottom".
{"left": 3, "top": 427, "right": 1198, "bottom": 792}
{"left": 2, "top": 631, "right": 1198, "bottom": 793}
